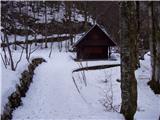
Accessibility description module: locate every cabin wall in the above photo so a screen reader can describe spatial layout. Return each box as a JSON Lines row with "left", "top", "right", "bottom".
{"left": 77, "top": 46, "right": 108, "bottom": 60}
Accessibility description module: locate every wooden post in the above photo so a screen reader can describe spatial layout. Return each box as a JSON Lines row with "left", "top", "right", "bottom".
{"left": 109, "top": 46, "right": 111, "bottom": 58}
{"left": 107, "top": 46, "right": 109, "bottom": 58}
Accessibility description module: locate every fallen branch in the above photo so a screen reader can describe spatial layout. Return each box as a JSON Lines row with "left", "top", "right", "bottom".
{"left": 73, "top": 64, "right": 121, "bottom": 72}
{"left": 1, "top": 36, "right": 71, "bottom": 47}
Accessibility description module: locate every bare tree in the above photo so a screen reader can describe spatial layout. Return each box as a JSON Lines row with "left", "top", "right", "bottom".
{"left": 31, "top": 1, "right": 38, "bottom": 46}
{"left": 3, "top": 28, "right": 24, "bottom": 71}
{"left": 1, "top": 36, "right": 10, "bottom": 67}
{"left": 24, "top": 1, "right": 29, "bottom": 61}
{"left": 5, "top": 35, "right": 14, "bottom": 70}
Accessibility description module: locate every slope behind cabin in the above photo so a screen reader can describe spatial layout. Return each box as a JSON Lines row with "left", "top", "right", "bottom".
{"left": 73, "top": 24, "right": 116, "bottom": 60}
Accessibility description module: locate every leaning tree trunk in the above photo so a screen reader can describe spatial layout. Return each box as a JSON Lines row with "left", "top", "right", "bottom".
{"left": 120, "top": 2, "right": 137, "bottom": 120}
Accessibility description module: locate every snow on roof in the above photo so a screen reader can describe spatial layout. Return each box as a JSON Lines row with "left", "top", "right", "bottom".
{"left": 73, "top": 23, "right": 116, "bottom": 47}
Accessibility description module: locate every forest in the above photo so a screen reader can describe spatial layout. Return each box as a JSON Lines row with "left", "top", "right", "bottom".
{"left": 0, "top": 1, "right": 160, "bottom": 120}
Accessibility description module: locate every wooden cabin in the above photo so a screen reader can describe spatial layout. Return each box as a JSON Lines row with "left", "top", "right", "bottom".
{"left": 73, "top": 24, "right": 116, "bottom": 60}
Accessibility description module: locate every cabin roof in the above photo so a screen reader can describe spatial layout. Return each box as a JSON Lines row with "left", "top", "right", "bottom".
{"left": 73, "top": 24, "right": 116, "bottom": 48}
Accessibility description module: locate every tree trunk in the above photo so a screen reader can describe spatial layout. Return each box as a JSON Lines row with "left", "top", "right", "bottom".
{"left": 84, "top": 2, "right": 88, "bottom": 31}
{"left": 33, "top": 2, "right": 37, "bottom": 46}
{"left": 4, "top": 31, "right": 15, "bottom": 71}
{"left": 3, "top": 18, "right": 25, "bottom": 71}
{"left": 149, "top": 2, "right": 156, "bottom": 82}
{"left": 155, "top": 2, "right": 160, "bottom": 85}
{"left": 67, "top": 2, "right": 73, "bottom": 46}
{"left": 148, "top": 2, "right": 160, "bottom": 94}
{"left": 120, "top": 2, "right": 137, "bottom": 120}
{"left": 155, "top": 38, "right": 160, "bottom": 84}
{"left": 14, "top": 33, "right": 17, "bottom": 50}
{"left": 25, "top": 1, "right": 29, "bottom": 61}
{"left": 135, "top": 1, "right": 140, "bottom": 68}
{"left": 44, "top": 2, "right": 48, "bottom": 48}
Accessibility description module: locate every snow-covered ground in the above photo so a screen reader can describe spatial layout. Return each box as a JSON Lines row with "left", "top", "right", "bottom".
{"left": 135, "top": 53, "right": 160, "bottom": 120}
{"left": 1, "top": 48, "right": 160, "bottom": 119}
{"left": 9, "top": 51, "right": 123, "bottom": 120}
{"left": 3, "top": 2, "right": 159, "bottom": 119}
{"left": 0, "top": 49, "right": 29, "bottom": 113}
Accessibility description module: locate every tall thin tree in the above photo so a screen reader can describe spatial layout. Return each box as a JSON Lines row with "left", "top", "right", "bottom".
{"left": 44, "top": 1, "right": 48, "bottom": 48}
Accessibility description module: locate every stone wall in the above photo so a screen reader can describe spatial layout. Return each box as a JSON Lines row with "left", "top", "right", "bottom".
{"left": 1, "top": 58, "right": 46, "bottom": 120}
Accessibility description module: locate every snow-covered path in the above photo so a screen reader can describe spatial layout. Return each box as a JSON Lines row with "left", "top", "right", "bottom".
{"left": 12, "top": 53, "right": 123, "bottom": 120}
{"left": 135, "top": 55, "right": 160, "bottom": 120}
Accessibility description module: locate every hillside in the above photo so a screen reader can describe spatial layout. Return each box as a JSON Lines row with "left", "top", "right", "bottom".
{"left": 1, "top": 1, "right": 121, "bottom": 45}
